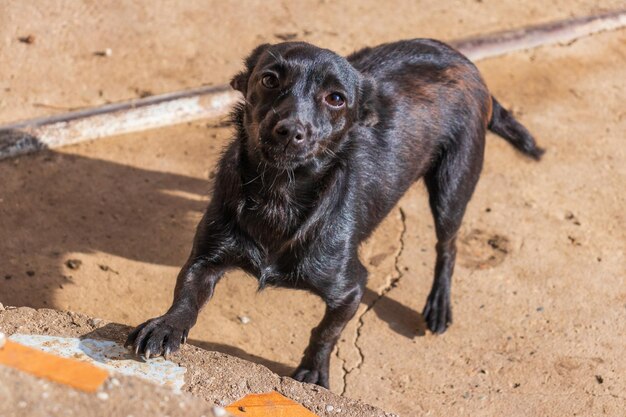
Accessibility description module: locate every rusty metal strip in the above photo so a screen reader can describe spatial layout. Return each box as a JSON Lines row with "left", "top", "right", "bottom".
{"left": 0, "top": 9, "right": 624, "bottom": 160}
{"left": 226, "top": 391, "right": 320, "bottom": 417}
{"left": 0, "top": 339, "right": 109, "bottom": 393}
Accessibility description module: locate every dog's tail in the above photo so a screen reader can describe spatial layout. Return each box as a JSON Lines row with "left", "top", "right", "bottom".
{"left": 488, "top": 97, "right": 545, "bottom": 160}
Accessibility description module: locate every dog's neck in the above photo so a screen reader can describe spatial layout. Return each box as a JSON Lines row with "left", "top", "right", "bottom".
{"left": 232, "top": 107, "right": 346, "bottom": 241}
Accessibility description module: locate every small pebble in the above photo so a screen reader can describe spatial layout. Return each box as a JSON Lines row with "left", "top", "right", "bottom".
{"left": 107, "top": 377, "right": 121, "bottom": 388}
{"left": 18, "top": 401, "right": 27, "bottom": 408}
{"left": 18, "top": 35, "right": 35, "bottom": 44}
{"left": 94, "top": 48, "right": 113, "bottom": 57}
{"left": 90, "top": 318, "right": 103, "bottom": 327}
{"left": 0, "top": 302, "right": 4, "bottom": 311}
{"left": 0, "top": 332, "right": 6, "bottom": 348}
{"left": 238, "top": 315, "right": 251, "bottom": 324}
{"left": 326, "top": 404, "right": 335, "bottom": 412}
{"left": 97, "top": 392, "right": 109, "bottom": 401}
{"left": 275, "top": 32, "right": 298, "bottom": 41}
{"left": 65, "top": 259, "right": 82, "bottom": 270}
{"left": 211, "top": 406, "right": 228, "bottom": 417}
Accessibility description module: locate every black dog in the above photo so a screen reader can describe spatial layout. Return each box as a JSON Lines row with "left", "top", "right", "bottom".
{"left": 127, "top": 39, "right": 543, "bottom": 388}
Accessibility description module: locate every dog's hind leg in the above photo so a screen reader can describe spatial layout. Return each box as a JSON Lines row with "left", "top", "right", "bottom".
{"left": 293, "top": 261, "right": 366, "bottom": 388}
{"left": 422, "top": 128, "right": 485, "bottom": 334}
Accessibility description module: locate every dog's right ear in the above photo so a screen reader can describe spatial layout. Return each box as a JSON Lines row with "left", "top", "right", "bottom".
{"left": 230, "top": 43, "right": 271, "bottom": 95}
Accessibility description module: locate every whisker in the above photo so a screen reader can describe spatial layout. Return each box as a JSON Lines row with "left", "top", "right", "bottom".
{"left": 324, "top": 147, "right": 340, "bottom": 159}
{"left": 260, "top": 161, "right": 268, "bottom": 191}
{"left": 269, "top": 167, "right": 280, "bottom": 190}
{"left": 238, "top": 95, "right": 254, "bottom": 109}
{"left": 267, "top": 50, "right": 285, "bottom": 64}
{"left": 243, "top": 172, "right": 263, "bottom": 186}
{"left": 287, "top": 168, "right": 295, "bottom": 186}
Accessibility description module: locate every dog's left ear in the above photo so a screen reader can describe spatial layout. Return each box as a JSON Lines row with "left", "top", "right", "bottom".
{"left": 230, "top": 43, "right": 271, "bottom": 95}
{"left": 358, "top": 77, "right": 380, "bottom": 127}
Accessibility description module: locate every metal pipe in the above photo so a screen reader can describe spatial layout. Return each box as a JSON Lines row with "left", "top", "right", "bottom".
{"left": 1, "top": 9, "right": 624, "bottom": 160}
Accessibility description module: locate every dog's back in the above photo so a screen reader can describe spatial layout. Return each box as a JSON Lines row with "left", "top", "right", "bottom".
{"left": 344, "top": 40, "right": 492, "bottom": 234}
{"left": 349, "top": 39, "right": 492, "bottom": 148}
{"left": 349, "top": 39, "right": 542, "bottom": 165}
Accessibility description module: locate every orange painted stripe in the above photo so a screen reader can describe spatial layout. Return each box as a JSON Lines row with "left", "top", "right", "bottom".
{"left": 226, "top": 391, "right": 320, "bottom": 417}
{"left": 0, "top": 340, "right": 108, "bottom": 392}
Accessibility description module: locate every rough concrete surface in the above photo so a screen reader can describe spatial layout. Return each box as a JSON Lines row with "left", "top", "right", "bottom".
{"left": 1, "top": 365, "right": 233, "bottom": 417}
{"left": 0, "top": 307, "right": 393, "bottom": 417}
{"left": 1, "top": 1, "right": 625, "bottom": 416}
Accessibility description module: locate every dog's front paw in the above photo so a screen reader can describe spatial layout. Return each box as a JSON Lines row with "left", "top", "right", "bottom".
{"left": 292, "top": 366, "right": 330, "bottom": 389}
{"left": 125, "top": 315, "right": 189, "bottom": 359}
{"left": 423, "top": 289, "right": 452, "bottom": 334}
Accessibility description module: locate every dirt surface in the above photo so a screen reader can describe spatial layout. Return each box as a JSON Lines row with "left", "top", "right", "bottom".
{"left": 1, "top": 1, "right": 626, "bottom": 416}
{"left": 0, "top": 307, "right": 393, "bottom": 416}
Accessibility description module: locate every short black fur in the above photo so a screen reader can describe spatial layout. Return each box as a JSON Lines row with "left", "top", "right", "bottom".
{"left": 127, "top": 39, "right": 543, "bottom": 388}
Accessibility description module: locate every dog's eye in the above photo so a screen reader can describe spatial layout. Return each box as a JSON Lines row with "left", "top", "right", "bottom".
{"left": 261, "top": 74, "right": 279, "bottom": 89}
{"left": 324, "top": 92, "right": 345, "bottom": 108}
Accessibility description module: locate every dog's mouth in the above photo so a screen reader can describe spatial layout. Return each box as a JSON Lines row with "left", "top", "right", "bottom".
{"left": 258, "top": 140, "right": 315, "bottom": 168}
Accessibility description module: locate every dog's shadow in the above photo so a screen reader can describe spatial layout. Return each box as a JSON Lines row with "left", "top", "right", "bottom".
{"left": 76, "top": 307, "right": 420, "bottom": 379}
{"left": 0, "top": 148, "right": 209, "bottom": 309}
{"left": 78, "top": 323, "right": 294, "bottom": 376}
{"left": 0, "top": 144, "right": 427, "bottom": 375}
{"left": 364, "top": 288, "right": 427, "bottom": 339}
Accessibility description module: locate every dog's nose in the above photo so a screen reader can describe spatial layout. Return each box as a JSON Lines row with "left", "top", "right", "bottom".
{"left": 273, "top": 120, "right": 306, "bottom": 143}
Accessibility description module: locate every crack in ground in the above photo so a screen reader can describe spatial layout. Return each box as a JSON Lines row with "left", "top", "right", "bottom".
{"left": 335, "top": 344, "right": 349, "bottom": 395}
{"left": 341, "top": 207, "right": 407, "bottom": 396}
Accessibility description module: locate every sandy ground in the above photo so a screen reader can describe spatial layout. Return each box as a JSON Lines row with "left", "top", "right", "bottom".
{"left": 1, "top": 0, "right": 623, "bottom": 125}
{"left": 1, "top": 1, "right": 626, "bottom": 416}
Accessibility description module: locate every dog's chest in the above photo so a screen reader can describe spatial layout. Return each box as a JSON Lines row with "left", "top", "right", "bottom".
{"left": 241, "top": 194, "right": 301, "bottom": 236}
{"left": 240, "top": 180, "right": 315, "bottom": 234}
{"left": 236, "top": 193, "right": 306, "bottom": 266}
{"left": 238, "top": 196, "right": 325, "bottom": 287}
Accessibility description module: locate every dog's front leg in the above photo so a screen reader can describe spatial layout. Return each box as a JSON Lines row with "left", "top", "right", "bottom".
{"left": 125, "top": 257, "right": 225, "bottom": 359}
{"left": 126, "top": 208, "right": 233, "bottom": 359}
{"left": 293, "top": 266, "right": 365, "bottom": 389}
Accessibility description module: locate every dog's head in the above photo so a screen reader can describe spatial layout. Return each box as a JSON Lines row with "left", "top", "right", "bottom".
{"left": 231, "top": 42, "right": 378, "bottom": 169}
